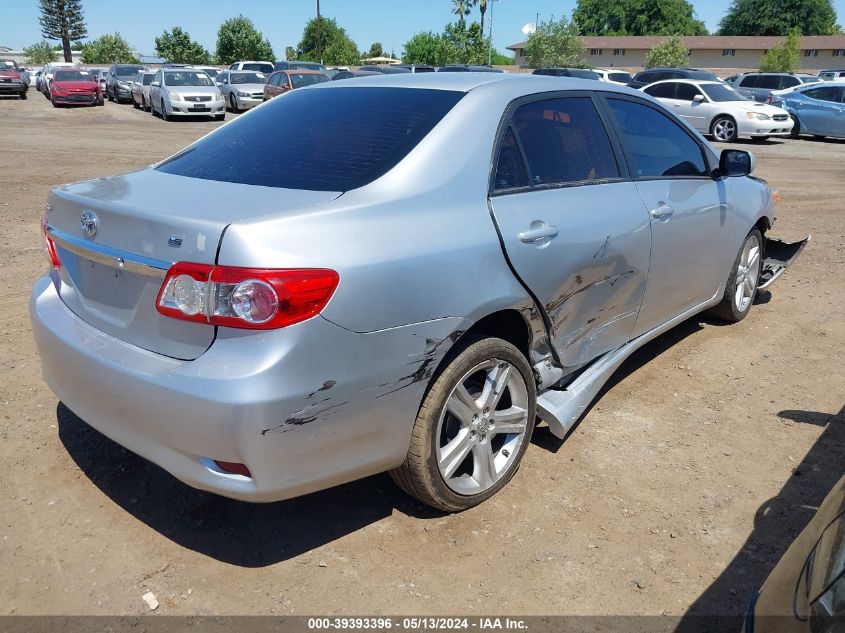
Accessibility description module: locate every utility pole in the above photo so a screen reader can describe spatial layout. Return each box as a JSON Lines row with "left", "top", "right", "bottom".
{"left": 487, "top": 0, "right": 496, "bottom": 65}
{"left": 316, "top": 0, "right": 323, "bottom": 64}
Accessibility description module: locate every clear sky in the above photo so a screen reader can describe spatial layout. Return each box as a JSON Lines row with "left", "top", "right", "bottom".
{"left": 2, "top": 0, "right": 844, "bottom": 58}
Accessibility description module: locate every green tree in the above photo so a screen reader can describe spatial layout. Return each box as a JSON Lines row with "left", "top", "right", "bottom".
{"left": 490, "top": 50, "right": 514, "bottom": 65}
{"left": 719, "top": 0, "right": 839, "bottom": 36}
{"left": 215, "top": 16, "right": 274, "bottom": 64}
{"left": 296, "top": 17, "right": 360, "bottom": 65}
{"left": 523, "top": 15, "right": 585, "bottom": 68}
{"left": 644, "top": 35, "right": 690, "bottom": 68}
{"left": 368, "top": 42, "right": 384, "bottom": 58}
{"left": 402, "top": 31, "right": 449, "bottom": 65}
{"left": 23, "top": 40, "right": 58, "bottom": 65}
{"left": 443, "top": 20, "right": 489, "bottom": 64}
{"left": 573, "top": 0, "right": 707, "bottom": 36}
{"left": 759, "top": 29, "right": 801, "bottom": 72}
{"left": 38, "top": 0, "right": 88, "bottom": 62}
{"left": 155, "top": 26, "right": 211, "bottom": 64}
{"left": 285, "top": 46, "right": 296, "bottom": 61}
{"left": 80, "top": 33, "right": 139, "bottom": 64}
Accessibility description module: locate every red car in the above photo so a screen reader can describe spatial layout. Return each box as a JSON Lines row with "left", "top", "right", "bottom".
{"left": 49, "top": 68, "right": 103, "bottom": 107}
{"left": 263, "top": 69, "right": 330, "bottom": 100}
{"left": 0, "top": 59, "right": 27, "bottom": 99}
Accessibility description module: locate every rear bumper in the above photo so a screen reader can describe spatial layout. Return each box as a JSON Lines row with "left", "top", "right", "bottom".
{"left": 30, "top": 274, "right": 464, "bottom": 502}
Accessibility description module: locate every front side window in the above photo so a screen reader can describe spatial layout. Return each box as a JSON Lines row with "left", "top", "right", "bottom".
{"left": 675, "top": 83, "right": 702, "bottom": 101}
{"left": 510, "top": 97, "right": 620, "bottom": 187}
{"left": 142, "top": 74, "right": 154, "bottom": 86}
{"left": 739, "top": 75, "right": 759, "bottom": 88}
{"left": 157, "top": 87, "right": 464, "bottom": 191}
{"left": 606, "top": 98, "right": 707, "bottom": 179}
{"left": 757, "top": 75, "right": 782, "bottom": 89}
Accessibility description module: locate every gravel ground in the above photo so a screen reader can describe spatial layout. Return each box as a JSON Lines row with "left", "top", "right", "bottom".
{"left": 0, "top": 92, "right": 842, "bottom": 618}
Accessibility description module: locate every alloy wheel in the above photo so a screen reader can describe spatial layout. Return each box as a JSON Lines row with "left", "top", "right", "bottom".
{"left": 713, "top": 118, "right": 736, "bottom": 142}
{"left": 435, "top": 359, "right": 529, "bottom": 495}
{"left": 734, "top": 234, "right": 761, "bottom": 313}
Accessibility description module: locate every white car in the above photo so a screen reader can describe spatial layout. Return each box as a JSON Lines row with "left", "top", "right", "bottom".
{"left": 592, "top": 68, "right": 632, "bottom": 84}
{"left": 191, "top": 65, "right": 221, "bottom": 81}
{"left": 149, "top": 68, "right": 225, "bottom": 121}
{"left": 228, "top": 60, "right": 274, "bottom": 74}
{"left": 643, "top": 79, "right": 794, "bottom": 142}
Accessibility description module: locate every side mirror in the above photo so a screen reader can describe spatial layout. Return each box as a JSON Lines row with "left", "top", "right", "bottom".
{"left": 150, "top": 81, "right": 160, "bottom": 87}
{"left": 719, "top": 149, "right": 755, "bottom": 177}
{"left": 693, "top": 94, "right": 705, "bottom": 103}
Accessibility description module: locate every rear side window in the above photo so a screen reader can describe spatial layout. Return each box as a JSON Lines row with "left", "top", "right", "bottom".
{"left": 757, "top": 75, "right": 782, "bottom": 89}
{"left": 781, "top": 76, "right": 800, "bottom": 88}
{"left": 803, "top": 86, "right": 843, "bottom": 103}
{"left": 606, "top": 98, "right": 707, "bottom": 179}
{"left": 157, "top": 87, "right": 464, "bottom": 191}
{"left": 493, "top": 127, "right": 530, "bottom": 191}
{"left": 510, "top": 97, "right": 620, "bottom": 187}
{"left": 644, "top": 82, "right": 676, "bottom": 98}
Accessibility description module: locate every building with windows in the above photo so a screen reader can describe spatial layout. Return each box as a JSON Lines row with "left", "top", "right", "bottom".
{"left": 507, "top": 35, "right": 845, "bottom": 72}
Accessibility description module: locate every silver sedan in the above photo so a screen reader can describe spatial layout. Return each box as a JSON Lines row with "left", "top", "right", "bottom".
{"left": 217, "top": 70, "right": 268, "bottom": 112}
{"left": 148, "top": 68, "right": 225, "bottom": 121}
{"left": 31, "top": 74, "right": 807, "bottom": 511}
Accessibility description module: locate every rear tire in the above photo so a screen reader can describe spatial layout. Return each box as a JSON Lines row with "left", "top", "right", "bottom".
{"left": 133, "top": 98, "right": 139, "bottom": 109}
{"left": 390, "top": 336, "right": 536, "bottom": 512}
{"left": 19, "top": 91, "right": 27, "bottom": 100}
{"left": 708, "top": 228, "right": 763, "bottom": 323}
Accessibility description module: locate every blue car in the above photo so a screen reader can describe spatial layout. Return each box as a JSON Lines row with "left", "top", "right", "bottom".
{"left": 771, "top": 81, "right": 845, "bottom": 140}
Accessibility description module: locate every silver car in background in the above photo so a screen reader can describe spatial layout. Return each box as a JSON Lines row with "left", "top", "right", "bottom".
{"left": 131, "top": 70, "right": 156, "bottom": 111}
{"left": 149, "top": 68, "right": 225, "bottom": 121}
{"left": 30, "top": 74, "right": 806, "bottom": 512}
{"left": 217, "top": 70, "right": 268, "bottom": 112}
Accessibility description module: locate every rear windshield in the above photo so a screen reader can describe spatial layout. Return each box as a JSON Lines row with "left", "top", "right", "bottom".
{"left": 54, "top": 70, "right": 93, "bottom": 81}
{"left": 242, "top": 63, "right": 273, "bottom": 73}
{"left": 290, "top": 73, "right": 329, "bottom": 88}
{"left": 157, "top": 87, "right": 464, "bottom": 191}
{"left": 609, "top": 72, "right": 632, "bottom": 82}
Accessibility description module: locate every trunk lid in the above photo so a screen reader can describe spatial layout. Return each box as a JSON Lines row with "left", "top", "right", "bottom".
{"left": 46, "top": 168, "right": 340, "bottom": 360}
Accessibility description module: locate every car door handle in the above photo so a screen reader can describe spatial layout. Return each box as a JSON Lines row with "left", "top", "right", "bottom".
{"left": 518, "top": 224, "right": 559, "bottom": 243}
{"left": 650, "top": 205, "right": 675, "bottom": 220}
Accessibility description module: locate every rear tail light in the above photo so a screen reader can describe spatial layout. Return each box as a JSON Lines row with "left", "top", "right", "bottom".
{"left": 40, "top": 215, "right": 61, "bottom": 269}
{"left": 156, "top": 262, "right": 339, "bottom": 330}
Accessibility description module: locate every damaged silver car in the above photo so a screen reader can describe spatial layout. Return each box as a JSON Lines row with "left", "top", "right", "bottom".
{"left": 30, "top": 74, "right": 808, "bottom": 511}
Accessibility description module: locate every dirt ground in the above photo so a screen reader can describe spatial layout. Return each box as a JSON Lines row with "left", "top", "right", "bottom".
{"left": 0, "top": 92, "right": 842, "bottom": 618}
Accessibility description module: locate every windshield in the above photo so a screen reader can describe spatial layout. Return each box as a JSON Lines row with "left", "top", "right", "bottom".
{"left": 230, "top": 72, "right": 267, "bottom": 85}
{"left": 801, "top": 76, "right": 819, "bottom": 83}
{"left": 116, "top": 65, "right": 144, "bottom": 78}
{"left": 290, "top": 73, "right": 330, "bottom": 89}
{"left": 701, "top": 83, "right": 746, "bottom": 102}
{"left": 157, "top": 87, "right": 464, "bottom": 191}
{"left": 242, "top": 63, "right": 273, "bottom": 73}
{"left": 54, "top": 70, "right": 94, "bottom": 82}
{"left": 164, "top": 71, "right": 214, "bottom": 87}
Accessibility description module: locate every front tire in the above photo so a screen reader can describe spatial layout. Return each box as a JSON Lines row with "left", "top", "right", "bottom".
{"left": 19, "top": 90, "right": 27, "bottom": 100}
{"left": 390, "top": 337, "right": 536, "bottom": 512}
{"left": 229, "top": 93, "right": 239, "bottom": 113}
{"left": 788, "top": 115, "right": 800, "bottom": 139}
{"left": 160, "top": 99, "right": 169, "bottom": 121}
{"left": 711, "top": 116, "right": 738, "bottom": 143}
{"left": 708, "top": 228, "right": 763, "bottom": 323}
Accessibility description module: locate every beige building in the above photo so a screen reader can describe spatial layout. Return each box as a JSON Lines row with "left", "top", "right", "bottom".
{"left": 507, "top": 35, "right": 845, "bottom": 73}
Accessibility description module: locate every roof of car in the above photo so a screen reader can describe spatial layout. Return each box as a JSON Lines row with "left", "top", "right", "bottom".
{"left": 646, "top": 78, "right": 723, "bottom": 85}
{"left": 274, "top": 69, "right": 326, "bottom": 74}
{"left": 309, "top": 72, "right": 641, "bottom": 97}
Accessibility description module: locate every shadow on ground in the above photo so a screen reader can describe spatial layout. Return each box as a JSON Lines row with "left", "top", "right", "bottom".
{"left": 675, "top": 404, "right": 844, "bottom": 631}
{"left": 57, "top": 403, "right": 441, "bottom": 567}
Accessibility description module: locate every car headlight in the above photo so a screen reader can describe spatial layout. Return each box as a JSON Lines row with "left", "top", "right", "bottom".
{"left": 170, "top": 93, "right": 182, "bottom": 101}
{"left": 216, "top": 90, "right": 223, "bottom": 99}
{"left": 746, "top": 112, "right": 771, "bottom": 121}
{"left": 237, "top": 90, "right": 250, "bottom": 97}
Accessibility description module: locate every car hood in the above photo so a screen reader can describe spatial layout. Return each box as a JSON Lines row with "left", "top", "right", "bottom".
{"left": 229, "top": 83, "right": 266, "bottom": 91}
{"left": 722, "top": 101, "right": 788, "bottom": 115}
{"left": 53, "top": 81, "right": 98, "bottom": 90}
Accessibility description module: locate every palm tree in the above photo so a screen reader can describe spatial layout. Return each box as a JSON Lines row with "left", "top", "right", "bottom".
{"left": 478, "top": 0, "right": 488, "bottom": 34}
{"left": 452, "top": 0, "right": 471, "bottom": 24}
